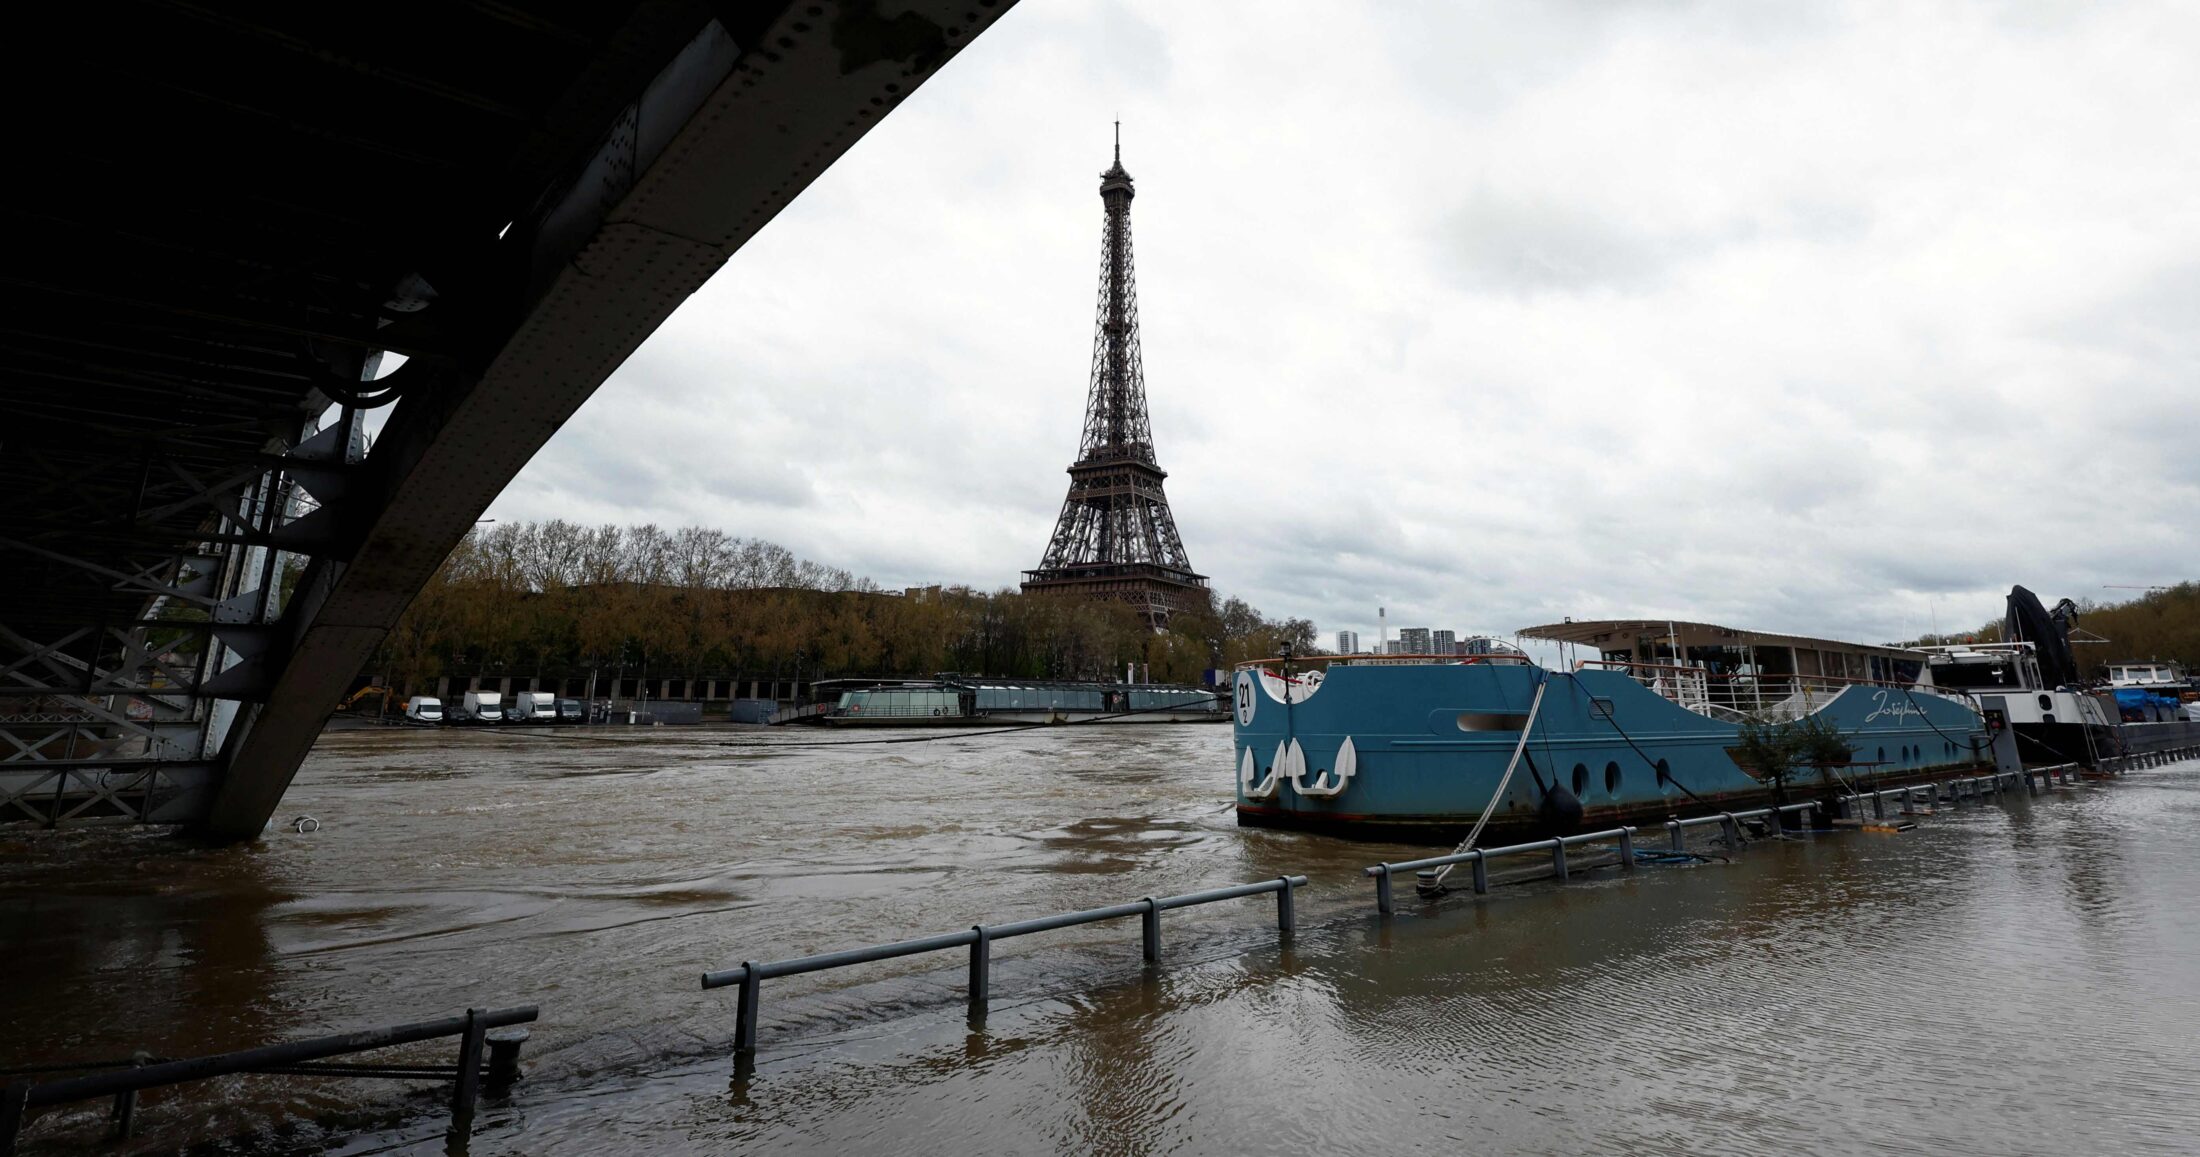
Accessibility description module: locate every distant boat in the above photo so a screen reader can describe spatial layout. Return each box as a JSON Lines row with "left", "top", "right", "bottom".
{"left": 806, "top": 675, "right": 1227, "bottom": 727}
{"left": 1232, "top": 619, "right": 1990, "bottom": 843}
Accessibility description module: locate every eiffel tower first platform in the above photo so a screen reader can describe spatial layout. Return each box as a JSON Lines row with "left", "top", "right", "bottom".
{"left": 1022, "top": 134, "right": 1209, "bottom": 626}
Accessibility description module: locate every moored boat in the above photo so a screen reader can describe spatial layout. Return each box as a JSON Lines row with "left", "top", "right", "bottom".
{"left": 1232, "top": 619, "right": 1991, "bottom": 843}
{"left": 818, "top": 676, "right": 1226, "bottom": 727}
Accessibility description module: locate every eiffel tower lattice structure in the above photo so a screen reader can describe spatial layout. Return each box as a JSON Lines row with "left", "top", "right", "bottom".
{"left": 1022, "top": 133, "right": 1209, "bottom": 626}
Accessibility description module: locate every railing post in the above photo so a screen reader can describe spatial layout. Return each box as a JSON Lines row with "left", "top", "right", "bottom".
{"left": 1551, "top": 839, "right": 1568, "bottom": 882}
{"left": 1374, "top": 864, "right": 1394, "bottom": 917}
{"left": 1141, "top": 897, "right": 1161, "bottom": 962}
{"left": 1720, "top": 812, "right": 1739, "bottom": 844}
{"left": 448, "top": 1007, "right": 487, "bottom": 1142}
{"left": 484, "top": 1028, "right": 528, "bottom": 1091}
{"left": 734, "top": 963, "right": 760, "bottom": 1054}
{"left": 2, "top": 1081, "right": 29, "bottom": 1157}
{"left": 1618, "top": 827, "right": 1636, "bottom": 870}
{"left": 1872, "top": 791, "right": 1885, "bottom": 819}
{"left": 1668, "top": 820, "right": 1683, "bottom": 852}
{"left": 110, "top": 1051, "right": 146, "bottom": 1139}
{"left": 1471, "top": 849, "right": 1489, "bottom": 895}
{"left": 968, "top": 926, "right": 991, "bottom": 1011}
{"left": 1275, "top": 877, "right": 1296, "bottom": 934}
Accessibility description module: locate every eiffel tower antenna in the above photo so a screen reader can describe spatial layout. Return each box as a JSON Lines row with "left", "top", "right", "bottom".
{"left": 1022, "top": 133, "right": 1209, "bottom": 627}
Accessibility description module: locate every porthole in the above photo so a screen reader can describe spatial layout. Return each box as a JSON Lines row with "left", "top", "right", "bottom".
{"left": 1877, "top": 746, "right": 1886, "bottom": 765}
{"left": 1605, "top": 761, "right": 1622, "bottom": 795}
{"left": 2043, "top": 713, "right": 2056, "bottom": 724}
{"left": 2038, "top": 694, "right": 2053, "bottom": 711}
{"left": 1572, "top": 763, "right": 1589, "bottom": 796}
{"left": 1655, "top": 759, "right": 1671, "bottom": 787}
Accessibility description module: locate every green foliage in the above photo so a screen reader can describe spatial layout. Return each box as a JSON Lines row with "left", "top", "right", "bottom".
{"left": 1729, "top": 716, "right": 1801, "bottom": 782}
{"left": 371, "top": 521, "right": 1303, "bottom": 694}
{"left": 1790, "top": 711, "right": 1856, "bottom": 767}
{"left": 1728, "top": 711, "right": 1855, "bottom": 791}
{"left": 2066, "top": 583, "right": 2200, "bottom": 675}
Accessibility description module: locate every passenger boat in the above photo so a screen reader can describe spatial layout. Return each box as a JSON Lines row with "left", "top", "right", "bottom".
{"left": 1232, "top": 619, "right": 1991, "bottom": 843}
{"left": 815, "top": 676, "right": 1226, "bottom": 727}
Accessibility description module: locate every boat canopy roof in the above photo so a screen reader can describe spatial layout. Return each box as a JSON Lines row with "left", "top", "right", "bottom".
{"left": 1517, "top": 619, "right": 1921, "bottom": 660}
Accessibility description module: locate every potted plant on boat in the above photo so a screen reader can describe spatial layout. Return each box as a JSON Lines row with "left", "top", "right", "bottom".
{"left": 1728, "top": 713, "right": 1859, "bottom": 831}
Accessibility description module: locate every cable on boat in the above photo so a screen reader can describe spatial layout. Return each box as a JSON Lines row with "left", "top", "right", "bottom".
{"left": 1427, "top": 672, "right": 1551, "bottom": 888}
{"left": 1558, "top": 671, "right": 1718, "bottom": 811}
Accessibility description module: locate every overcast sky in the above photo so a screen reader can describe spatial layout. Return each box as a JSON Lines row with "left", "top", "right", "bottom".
{"left": 484, "top": 0, "right": 2200, "bottom": 647}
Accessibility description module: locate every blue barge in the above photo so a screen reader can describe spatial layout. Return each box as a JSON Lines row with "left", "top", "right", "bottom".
{"left": 1233, "top": 620, "right": 1991, "bottom": 842}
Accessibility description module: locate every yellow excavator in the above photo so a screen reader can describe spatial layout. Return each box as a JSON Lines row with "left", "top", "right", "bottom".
{"left": 337, "top": 686, "right": 392, "bottom": 714}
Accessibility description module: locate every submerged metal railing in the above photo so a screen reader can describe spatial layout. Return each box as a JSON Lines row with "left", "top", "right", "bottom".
{"left": 0, "top": 1006, "right": 536, "bottom": 1155}
{"left": 702, "top": 876, "right": 1306, "bottom": 1052}
{"left": 1362, "top": 803, "right": 1820, "bottom": 915}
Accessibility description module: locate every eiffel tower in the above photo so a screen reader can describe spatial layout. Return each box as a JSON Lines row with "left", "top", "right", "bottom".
{"left": 1022, "top": 130, "right": 1209, "bottom": 626}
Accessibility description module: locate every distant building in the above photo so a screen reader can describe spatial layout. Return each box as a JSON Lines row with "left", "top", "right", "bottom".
{"left": 1336, "top": 630, "right": 1360, "bottom": 654}
{"left": 1398, "top": 627, "right": 1432, "bottom": 654}
{"left": 1462, "top": 636, "right": 1494, "bottom": 656}
{"left": 1432, "top": 629, "right": 1457, "bottom": 655}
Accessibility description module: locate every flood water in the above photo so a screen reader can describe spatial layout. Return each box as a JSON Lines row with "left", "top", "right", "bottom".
{"left": 5, "top": 724, "right": 2200, "bottom": 1154}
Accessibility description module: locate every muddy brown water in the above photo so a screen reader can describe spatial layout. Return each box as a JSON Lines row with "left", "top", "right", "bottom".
{"left": 4, "top": 725, "right": 2198, "bottom": 1154}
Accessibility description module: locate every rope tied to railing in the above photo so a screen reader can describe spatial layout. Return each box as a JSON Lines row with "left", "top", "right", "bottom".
{"left": 1428, "top": 675, "right": 1550, "bottom": 887}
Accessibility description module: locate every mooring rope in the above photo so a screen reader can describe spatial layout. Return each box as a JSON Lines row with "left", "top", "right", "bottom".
{"left": 1430, "top": 674, "right": 1549, "bottom": 886}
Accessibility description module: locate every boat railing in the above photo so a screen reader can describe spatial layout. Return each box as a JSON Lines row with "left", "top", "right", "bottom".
{"left": 1575, "top": 660, "right": 1963, "bottom": 719}
{"left": 1232, "top": 652, "right": 1536, "bottom": 671}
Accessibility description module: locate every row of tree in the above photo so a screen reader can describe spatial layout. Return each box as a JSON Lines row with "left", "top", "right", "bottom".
{"left": 372, "top": 521, "right": 1317, "bottom": 695}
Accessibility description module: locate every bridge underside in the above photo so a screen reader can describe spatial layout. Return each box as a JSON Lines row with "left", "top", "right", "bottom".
{"left": 1, "top": 0, "right": 1014, "bottom": 839}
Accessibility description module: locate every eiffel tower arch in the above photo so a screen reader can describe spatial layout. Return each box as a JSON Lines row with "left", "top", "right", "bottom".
{"left": 1022, "top": 134, "right": 1209, "bottom": 627}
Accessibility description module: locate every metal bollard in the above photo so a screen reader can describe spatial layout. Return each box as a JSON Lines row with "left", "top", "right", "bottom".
{"left": 1141, "top": 897, "right": 1161, "bottom": 962}
{"left": 1276, "top": 877, "right": 1296, "bottom": 934}
{"left": 968, "top": 926, "right": 990, "bottom": 1010}
{"left": 1551, "top": 839, "right": 1568, "bottom": 882}
{"left": 485, "top": 1027, "right": 528, "bottom": 1091}
{"left": 448, "top": 1007, "right": 487, "bottom": 1141}
{"left": 734, "top": 962, "right": 760, "bottom": 1053}
{"left": 1374, "top": 863, "right": 1394, "bottom": 916}
{"left": 1618, "top": 827, "right": 1636, "bottom": 870}
{"left": 2, "top": 1081, "right": 28, "bottom": 1156}
{"left": 1470, "top": 850, "right": 1489, "bottom": 895}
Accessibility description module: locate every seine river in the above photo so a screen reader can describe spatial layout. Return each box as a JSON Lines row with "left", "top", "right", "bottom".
{"left": 4, "top": 725, "right": 2198, "bottom": 1154}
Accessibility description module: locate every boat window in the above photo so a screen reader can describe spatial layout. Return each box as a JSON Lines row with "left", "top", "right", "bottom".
{"left": 1571, "top": 763, "right": 1588, "bottom": 796}
{"left": 1877, "top": 747, "right": 1886, "bottom": 765}
{"left": 1655, "top": 759, "right": 1670, "bottom": 787}
{"left": 1457, "top": 712, "right": 1529, "bottom": 732}
{"left": 2037, "top": 694, "right": 2052, "bottom": 710}
{"left": 1605, "top": 762, "right": 1621, "bottom": 794}
{"left": 1589, "top": 697, "right": 1615, "bottom": 719}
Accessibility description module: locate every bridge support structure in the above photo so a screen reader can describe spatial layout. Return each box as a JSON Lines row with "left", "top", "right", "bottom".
{"left": 0, "top": 0, "right": 1019, "bottom": 840}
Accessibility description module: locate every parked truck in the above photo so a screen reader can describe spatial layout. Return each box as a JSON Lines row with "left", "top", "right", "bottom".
{"left": 507, "top": 692, "right": 557, "bottom": 723}
{"left": 459, "top": 690, "right": 503, "bottom": 723}
{"left": 403, "top": 696, "right": 444, "bottom": 724}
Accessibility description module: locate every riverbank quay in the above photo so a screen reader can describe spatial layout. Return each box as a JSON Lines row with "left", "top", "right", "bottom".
{"left": 6, "top": 729, "right": 2200, "bottom": 1153}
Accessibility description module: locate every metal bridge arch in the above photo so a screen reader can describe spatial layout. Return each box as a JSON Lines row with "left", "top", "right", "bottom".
{"left": 0, "top": 1, "right": 1019, "bottom": 840}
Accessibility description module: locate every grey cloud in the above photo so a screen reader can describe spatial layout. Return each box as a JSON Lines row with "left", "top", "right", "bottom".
{"left": 482, "top": 0, "right": 2200, "bottom": 649}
